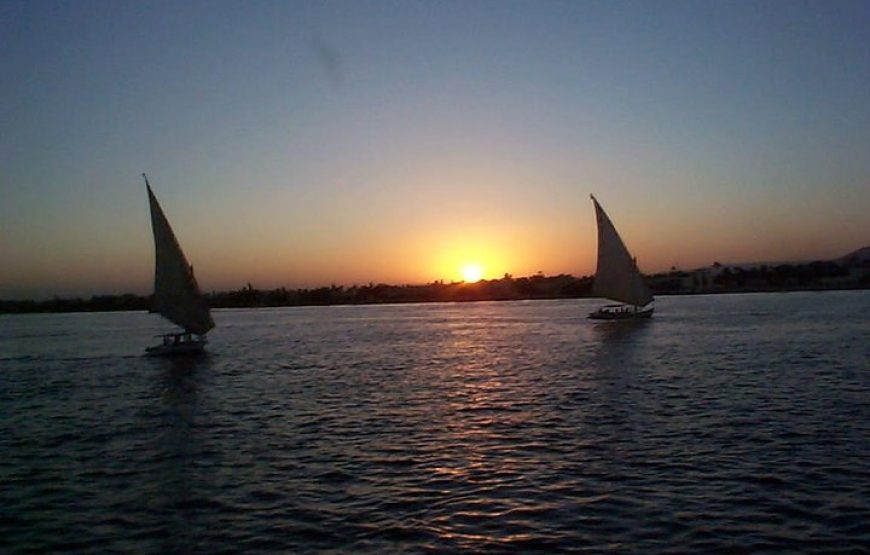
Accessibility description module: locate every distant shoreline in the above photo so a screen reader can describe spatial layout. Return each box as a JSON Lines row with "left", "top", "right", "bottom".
{"left": 1, "top": 286, "right": 868, "bottom": 316}
{"left": 2, "top": 261, "right": 867, "bottom": 314}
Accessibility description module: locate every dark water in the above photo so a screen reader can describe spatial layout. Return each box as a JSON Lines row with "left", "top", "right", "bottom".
{"left": 1, "top": 292, "right": 868, "bottom": 554}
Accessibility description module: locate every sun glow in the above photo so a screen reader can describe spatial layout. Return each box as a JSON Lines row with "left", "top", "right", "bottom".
{"left": 461, "top": 263, "right": 484, "bottom": 283}
{"left": 427, "top": 234, "right": 519, "bottom": 284}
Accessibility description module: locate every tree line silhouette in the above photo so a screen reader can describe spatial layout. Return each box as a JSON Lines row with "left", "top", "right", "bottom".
{"left": 1, "top": 259, "right": 867, "bottom": 314}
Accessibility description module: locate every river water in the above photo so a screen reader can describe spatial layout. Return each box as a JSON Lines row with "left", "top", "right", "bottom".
{"left": 1, "top": 292, "right": 868, "bottom": 554}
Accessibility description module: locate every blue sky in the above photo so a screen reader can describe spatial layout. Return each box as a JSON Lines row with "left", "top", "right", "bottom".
{"left": 1, "top": 0, "right": 868, "bottom": 299}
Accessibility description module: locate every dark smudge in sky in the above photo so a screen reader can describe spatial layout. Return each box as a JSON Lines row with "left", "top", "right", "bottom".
{"left": 309, "top": 36, "right": 342, "bottom": 89}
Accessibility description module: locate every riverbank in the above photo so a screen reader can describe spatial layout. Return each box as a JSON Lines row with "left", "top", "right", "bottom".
{"left": 2, "top": 262, "right": 868, "bottom": 314}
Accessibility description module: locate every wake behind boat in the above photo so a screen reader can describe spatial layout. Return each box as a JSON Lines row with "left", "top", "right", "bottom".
{"left": 588, "top": 194, "right": 654, "bottom": 320}
{"left": 143, "top": 173, "right": 215, "bottom": 355}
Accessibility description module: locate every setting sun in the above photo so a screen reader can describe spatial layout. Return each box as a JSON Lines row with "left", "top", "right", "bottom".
{"left": 461, "top": 264, "right": 484, "bottom": 283}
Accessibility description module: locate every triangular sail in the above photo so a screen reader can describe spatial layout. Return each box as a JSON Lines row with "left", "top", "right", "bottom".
{"left": 591, "top": 195, "right": 653, "bottom": 307}
{"left": 145, "top": 175, "right": 215, "bottom": 335}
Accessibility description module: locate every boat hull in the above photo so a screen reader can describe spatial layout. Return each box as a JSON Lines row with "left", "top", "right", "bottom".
{"left": 588, "top": 306, "right": 654, "bottom": 320}
{"left": 145, "top": 333, "right": 208, "bottom": 357}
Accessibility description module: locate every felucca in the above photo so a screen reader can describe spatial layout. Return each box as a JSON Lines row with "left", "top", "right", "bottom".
{"left": 588, "top": 194, "right": 654, "bottom": 319}
{"left": 143, "top": 173, "right": 215, "bottom": 355}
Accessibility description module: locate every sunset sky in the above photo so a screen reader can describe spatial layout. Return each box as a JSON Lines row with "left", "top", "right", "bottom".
{"left": 1, "top": 1, "right": 868, "bottom": 299}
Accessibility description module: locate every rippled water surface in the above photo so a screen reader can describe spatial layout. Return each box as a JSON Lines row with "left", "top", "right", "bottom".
{"left": 2, "top": 292, "right": 869, "bottom": 554}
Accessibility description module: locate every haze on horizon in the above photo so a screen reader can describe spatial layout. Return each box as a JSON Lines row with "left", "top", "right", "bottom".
{"left": 1, "top": 1, "right": 868, "bottom": 300}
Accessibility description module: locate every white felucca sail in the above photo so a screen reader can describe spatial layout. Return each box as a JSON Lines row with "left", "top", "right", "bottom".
{"left": 145, "top": 174, "right": 214, "bottom": 335}
{"left": 591, "top": 195, "right": 653, "bottom": 309}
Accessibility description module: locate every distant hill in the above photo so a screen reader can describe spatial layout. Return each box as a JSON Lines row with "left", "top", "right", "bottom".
{"left": 839, "top": 246, "right": 870, "bottom": 266}
{"left": 692, "top": 245, "right": 870, "bottom": 273}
